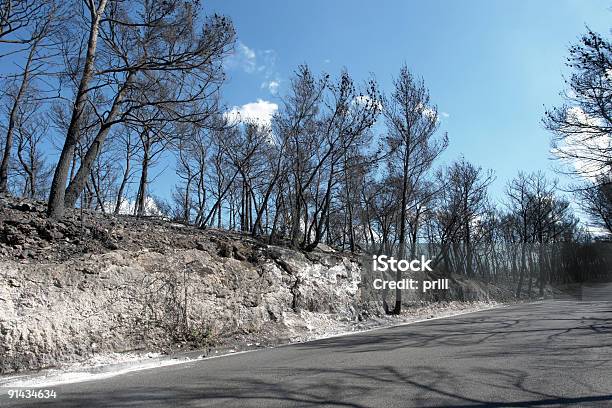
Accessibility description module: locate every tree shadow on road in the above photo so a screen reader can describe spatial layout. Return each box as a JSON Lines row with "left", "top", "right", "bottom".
{"left": 22, "top": 365, "right": 612, "bottom": 408}
{"left": 8, "top": 301, "right": 612, "bottom": 408}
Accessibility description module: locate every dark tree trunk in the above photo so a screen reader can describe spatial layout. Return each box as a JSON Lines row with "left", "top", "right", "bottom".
{"left": 135, "top": 142, "right": 150, "bottom": 217}
{"left": 47, "top": 0, "right": 108, "bottom": 218}
{"left": 0, "top": 41, "right": 37, "bottom": 193}
{"left": 64, "top": 73, "right": 133, "bottom": 209}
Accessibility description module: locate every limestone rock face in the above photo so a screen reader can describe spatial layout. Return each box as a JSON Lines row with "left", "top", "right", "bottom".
{"left": 0, "top": 243, "right": 364, "bottom": 373}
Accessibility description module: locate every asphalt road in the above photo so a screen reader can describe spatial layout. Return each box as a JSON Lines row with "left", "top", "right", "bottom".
{"left": 2, "top": 293, "right": 612, "bottom": 407}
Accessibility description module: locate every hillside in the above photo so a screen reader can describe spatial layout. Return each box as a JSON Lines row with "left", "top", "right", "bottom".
{"left": 0, "top": 195, "right": 522, "bottom": 374}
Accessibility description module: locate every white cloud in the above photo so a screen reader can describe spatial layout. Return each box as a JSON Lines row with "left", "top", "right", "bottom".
{"left": 551, "top": 106, "right": 610, "bottom": 180}
{"left": 416, "top": 103, "right": 446, "bottom": 121}
{"left": 225, "top": 43, "right": 283, "bottom": 96}
{"left": 105, "top": 197, "right": 163, "bottom": 217}
{"left": 258, "top": 50, "right": 281, "bottom": 94}
{"left": 261, "top": 80, "right": 280, "bottom": 95}
{"left": 225, "top": 99, "right": 279, "bottom": 125}
{"left": 225, "top": 41, "right": 257, "bottom": 73}
{"left": 423, "top": 107, "right": 436, "bottom": 119}
{"left": 353, "top": 95, "right": 382, "bottom": 111}
{"left": 240, "top": 42, "right": 255, "bottom": 60}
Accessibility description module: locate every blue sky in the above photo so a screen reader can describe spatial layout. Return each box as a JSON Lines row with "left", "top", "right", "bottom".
{"left": 200, "top": 0, "right": 611, "bottom": 203}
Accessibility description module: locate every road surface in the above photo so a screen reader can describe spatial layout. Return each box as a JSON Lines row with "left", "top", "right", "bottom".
{"left": 2, "top": 295, "right": 612, "bottom": 407}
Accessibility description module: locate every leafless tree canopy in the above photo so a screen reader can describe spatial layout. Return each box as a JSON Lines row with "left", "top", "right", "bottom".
{"left": 544, "top": 29, "right": 612, "bottom": 234}
{"left": 0, "top": 2, "right": 610, "bottom": 314}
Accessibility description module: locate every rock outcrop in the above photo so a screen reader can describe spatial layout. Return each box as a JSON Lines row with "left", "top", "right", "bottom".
{"left": 0, "top": 234, "right": 366, "bottom": 373}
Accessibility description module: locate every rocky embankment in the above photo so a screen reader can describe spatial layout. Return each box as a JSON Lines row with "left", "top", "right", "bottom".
{"left": 0, "top": 196, "right": 513, "bottom": 374}
{"left": 1, "top": 196, "right": 371, "bottom": 373}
